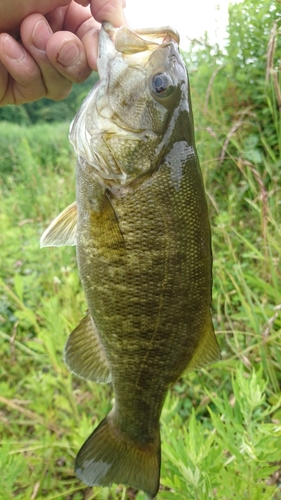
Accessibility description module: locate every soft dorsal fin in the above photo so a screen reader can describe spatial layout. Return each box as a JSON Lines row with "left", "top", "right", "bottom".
{"left": 40, "top": 202, "right": 77, "bottom": 248}
{"left": 64, "top": 313, "right": 111, "bottom": 384}
{"left": 186, "top": 315, "right": 220, "bottom": 372}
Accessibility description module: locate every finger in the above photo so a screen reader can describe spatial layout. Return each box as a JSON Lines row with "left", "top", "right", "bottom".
{"left": 0, "top": 60, "right": 9, "bottom": 105}
{"left": 45, "top": 6, "right": 69, "bottom": 33}
{"left": 20, "top": 14, "right": 75, "bottom": 100}
{"left": 74, "top": 0, "right": 91, "bottom": 6}
{"left": 54, "top": 2, "right": 100, "bottom": 70}
{"left": 21, "top": 13, "right": 91, "bottom": 95}
{"left": 0, "top": 33, "right": 46, "bottom": 105}
{"left": 46, "top": 31, "right": 92, "bottom": 83}
{"left": 62, "top": 1, "right": 99, "bottom": 34}
{"left": 90, "top": 0, "right": 126, "bottom": 27}
{"left": 76, "top": 17, "right": 101, "bottom": 41}
{"left": 80, "top": 28, "right": 100, "bottom": 71}
{"left": 60, "top": 1, "right": 126, "bottom": 70}
{"left": 0, "top": 0, "right": 71, "bottom": 34}
{"left": 45, "top": 4, "right": 97, "bottom": 35}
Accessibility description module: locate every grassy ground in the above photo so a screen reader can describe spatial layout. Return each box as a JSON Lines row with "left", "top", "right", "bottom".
{"left": 0, "top": 83, "right": 280, "bottom": 500}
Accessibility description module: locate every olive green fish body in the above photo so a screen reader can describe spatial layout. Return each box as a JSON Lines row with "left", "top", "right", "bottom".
{"left": 76, "top": 141, "right": 212, "bottom": 437}
{"left": 40, "top": 23, "right": 220, "bottom": 498}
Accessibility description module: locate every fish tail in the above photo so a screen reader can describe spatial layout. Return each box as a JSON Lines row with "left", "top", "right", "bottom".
{"left": 75, "top": 414, "right": 160, "bottom": 498}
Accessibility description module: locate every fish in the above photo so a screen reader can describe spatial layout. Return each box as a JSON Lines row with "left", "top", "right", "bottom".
{"left": 40, "top": 22, "right": 220, "bottom": 498}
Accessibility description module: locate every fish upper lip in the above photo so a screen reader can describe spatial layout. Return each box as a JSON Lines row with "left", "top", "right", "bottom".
{"left": 100, "top": 22, "right": 180, "bottom": 56}
{"left": 133, "top": 26, "right": 180, "bottom": 44}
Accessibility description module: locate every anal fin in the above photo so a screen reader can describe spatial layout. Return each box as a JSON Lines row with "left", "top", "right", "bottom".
{"left": 64, "top": 313, "right": 111, "bottom": 383}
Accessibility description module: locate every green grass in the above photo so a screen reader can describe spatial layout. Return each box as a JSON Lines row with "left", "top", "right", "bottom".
{"left": 0, "top": 77, "right": 281, "bottom": 500}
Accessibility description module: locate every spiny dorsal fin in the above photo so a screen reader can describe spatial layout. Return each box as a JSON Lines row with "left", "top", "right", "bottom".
{"left": 40, "top": 202, "right": 77, "bottom": 248}
{"left": 75, "top": 414, "right": 160, "bottom": 498}
{"left": 64, "top": 313, "right": 111, "bottom": 383}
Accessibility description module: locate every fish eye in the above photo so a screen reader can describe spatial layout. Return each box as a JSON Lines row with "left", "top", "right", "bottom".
{"left": 152, "top": 73, "right": 173, "bottom": 96}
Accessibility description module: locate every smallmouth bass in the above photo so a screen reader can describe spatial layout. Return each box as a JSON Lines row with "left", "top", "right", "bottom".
{"left": 41, "top": 22, "right": 220, "bottom": 498}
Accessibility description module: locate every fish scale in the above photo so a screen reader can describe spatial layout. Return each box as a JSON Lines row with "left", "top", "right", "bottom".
{"left": 40, "top": 22, "right": 220, "bottom": 498}
{"left": 77, "top": 156, "right": 208, "bottom": 430}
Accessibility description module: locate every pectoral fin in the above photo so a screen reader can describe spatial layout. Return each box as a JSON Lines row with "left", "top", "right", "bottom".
{"left": 88, "top": 191, "right": 125, "bottom": 250}
{"left": 40, "top": 202, "right": 77, "bottom": 248}
{"left": 64, "top": 313, "right": 111, "bottom": 383}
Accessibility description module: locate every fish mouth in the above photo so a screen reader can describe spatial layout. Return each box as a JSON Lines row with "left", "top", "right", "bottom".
{"left": 102, "top": 23, "right": 179, "bottom": 51}
{"left": 98, "top": 23, "right": 180, "bottom": 77}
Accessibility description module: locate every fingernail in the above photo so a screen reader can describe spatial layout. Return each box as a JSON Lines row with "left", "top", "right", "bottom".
{"left": 32, "top": 19, "right": 52, "bottom": 51}
{"left": 57, "top": 42, "right": 80, "bottom": 67}
{"left": 3, "top": 35, "right": 25, "bottom": 61}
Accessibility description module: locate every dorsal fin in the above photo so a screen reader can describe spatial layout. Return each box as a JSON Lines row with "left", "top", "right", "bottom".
{"left": 186, "top": 315, "right": 220, "bottom": 372}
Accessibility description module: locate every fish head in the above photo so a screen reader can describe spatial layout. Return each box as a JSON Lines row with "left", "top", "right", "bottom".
{"left": 69, "top": 23, "right": 191, "bottom": 193}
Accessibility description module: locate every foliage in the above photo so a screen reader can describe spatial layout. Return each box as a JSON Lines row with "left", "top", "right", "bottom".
{"left": 0, "top": 0, "right": 281, "bottom": 498}
{"left": 161, "top": 368, "right": 281, "bottom": 500}
{"left": 185, "top": 0, "right": 281, "bottom": 183}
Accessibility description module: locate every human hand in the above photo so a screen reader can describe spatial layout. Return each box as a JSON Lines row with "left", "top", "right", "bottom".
{"left": 0, "top": 0, "right": 126, "bottom": 106}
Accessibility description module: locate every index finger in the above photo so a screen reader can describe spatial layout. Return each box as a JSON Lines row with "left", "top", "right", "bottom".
{"left": 90, "top": 0, "right": 126, "bottom": 27}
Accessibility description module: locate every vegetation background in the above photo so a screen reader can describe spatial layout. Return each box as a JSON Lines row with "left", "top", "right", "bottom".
{"left": 0, "top": 0, "right": 280, "bottom": 498}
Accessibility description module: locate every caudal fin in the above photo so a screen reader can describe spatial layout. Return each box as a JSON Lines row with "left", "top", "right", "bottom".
{"left": 75, "top": 415, "right": 160, "bottom": 498}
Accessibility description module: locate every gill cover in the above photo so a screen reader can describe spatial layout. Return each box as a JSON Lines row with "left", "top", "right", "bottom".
{"left": 68, "top": 23, "right": 188, "bottom": 190}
